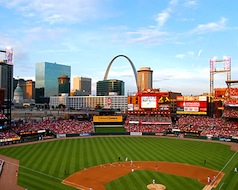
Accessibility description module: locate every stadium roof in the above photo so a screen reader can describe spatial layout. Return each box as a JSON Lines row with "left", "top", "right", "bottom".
{"left": 225, "top": 80, "right": 238, "bottom": 85}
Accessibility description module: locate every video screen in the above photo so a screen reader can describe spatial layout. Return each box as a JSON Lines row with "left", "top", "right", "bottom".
{"left": 141, "top": 96, "right": 157, "bottom": 108}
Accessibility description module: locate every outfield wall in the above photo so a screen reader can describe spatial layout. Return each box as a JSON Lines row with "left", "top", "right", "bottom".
{"left": 1, "top": 130, "right": 238, "bottom": 146}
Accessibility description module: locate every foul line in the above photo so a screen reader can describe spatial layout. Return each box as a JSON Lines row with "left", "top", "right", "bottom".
{"left": 2, "top": 160, "right": 90, "bottom": 190}
{"left": 211, "top": 150, "right": 238, "bottom": 188}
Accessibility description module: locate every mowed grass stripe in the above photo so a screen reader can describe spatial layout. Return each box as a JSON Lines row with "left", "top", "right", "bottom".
{"left": 19, "top": 168, "right": 73, "bottom": 190}
{"left": 88, "top": 138, "right": 99, "bottom": 166}
{"left": 89, "top": 138, "right": 101, "bottom": 165}
{"left": 118, "top": 173, "right": 133, "bottom": 190}
{"left": 22, "top": 142, "right": 49, "bottom": 168}
{"left": 137, "top": 137, "right": 166, "bottom": 160}
{"left": 99, "top": 137, "right": 117, "bottom": 163}
{"left": 52, "top": 139, "right": 73, "bottom": 178}
{"left": 77, "top": 138, "right": 84, "bottom": 170}
{"left": 114, "top": 137, "right": 137, "bottom": 161}
{"left": 93, "top": 137, "right": 108, "bottom": 164}
{"left": 135, "top": 170, "right": 156, "bottom": 189}
{"left": 108, "top": 137, "right": 126, "bottom": 161}
{"left": 129, "top": 171, "right": 145, "bottom": 189}
{"left": 13, "top": 145, "right": 33, "bottom": 160}
{"left": 62, "top": 139, "right": 73, "bottom": 176}
{"left": 128, "top": 137, "right": 156, "bottom": 161}
{"left": 84, "top": 138, "right": 94, "bottom": 167}
{"left": 0, "top": 145, "right": 20, "bottom": 157}
{"left": 142, "top": 138, "right": 174, "bottom": 160}
{"left": 122, "top": 137, "right": 155, "bottom": 161}
{"left": 105, "top": 137, "right": 122, "bottom": 162}
{"left": 32, "top": 141, "right": 56, "bottom": 172}
{"left": 38, "top": 140, "right": 62, "bottom": 173}
{"left": 141, "top": 138, "right": 177, "bottom": 161}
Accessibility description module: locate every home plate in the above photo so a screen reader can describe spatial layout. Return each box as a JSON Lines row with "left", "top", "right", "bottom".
{"left": 147, "top": 184, "right": 166, "bottom": 190}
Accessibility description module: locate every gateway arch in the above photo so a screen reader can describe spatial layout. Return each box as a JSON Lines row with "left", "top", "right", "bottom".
{"left": 104, "top": 55, "right": 138, "bottom": 92}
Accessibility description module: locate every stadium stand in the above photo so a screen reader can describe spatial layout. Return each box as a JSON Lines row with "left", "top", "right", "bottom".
{"left": 176, "top": 115, "right": 238, "bottom": 138}
{"left": 11, "top": 119, "right": 94, "bottom": 135}
{"left": 124, "top": 115, "right": 171, "bottom": 133}
{"left": 0, "top": 130, "right": 19, "bottom": 139}
{"left": 222, "top": 107, "right": 238, "bottom": 118}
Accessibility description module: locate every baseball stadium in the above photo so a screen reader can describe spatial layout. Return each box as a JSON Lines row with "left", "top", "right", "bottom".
{"left": 0, "top": 56, "right": 238, "bottom": 190}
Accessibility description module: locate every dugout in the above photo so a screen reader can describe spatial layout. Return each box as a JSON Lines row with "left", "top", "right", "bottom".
{"left": 95, "top": 108, "right": 121, "bottom": 116}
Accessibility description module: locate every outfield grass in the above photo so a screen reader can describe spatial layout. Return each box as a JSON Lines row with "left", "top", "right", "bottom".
{"left": 0, "top": 137, "right": 238, "bottom": 190}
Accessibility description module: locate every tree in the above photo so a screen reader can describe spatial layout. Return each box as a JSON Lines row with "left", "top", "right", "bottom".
{"left": 58, "top": 104, "right": 65, "bottom": 111}
{"left": 95, "top": 104, "right": 102, "bottom": 110}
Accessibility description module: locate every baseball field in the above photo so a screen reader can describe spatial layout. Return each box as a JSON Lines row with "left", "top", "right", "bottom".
{"left": 0, "top": 136, "right": 238, "bottom": 190}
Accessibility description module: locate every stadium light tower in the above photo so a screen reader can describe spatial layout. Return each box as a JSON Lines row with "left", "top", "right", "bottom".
{"left": 210, "top": 56, "right": 231, "bottom": 97}
{"left": 209, "top": 56, "right": 231, "bottom": 117}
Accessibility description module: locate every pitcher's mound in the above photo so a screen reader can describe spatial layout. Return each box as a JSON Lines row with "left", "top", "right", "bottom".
{"left": 147, "top": 184, "right": 166, "bottom": 190}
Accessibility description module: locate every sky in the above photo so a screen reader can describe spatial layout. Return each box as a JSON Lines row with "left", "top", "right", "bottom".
{"left": 0, "top": 0, "right": 238, "bottom": 96}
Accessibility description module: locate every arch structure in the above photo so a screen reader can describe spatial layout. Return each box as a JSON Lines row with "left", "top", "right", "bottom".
{"left": 104, "top": 55, "right": 138, "bottom": 92}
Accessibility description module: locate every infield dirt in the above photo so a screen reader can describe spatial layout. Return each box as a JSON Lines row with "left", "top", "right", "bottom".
{"left": 62, "top": 161, "right": 224, "bottom": 190}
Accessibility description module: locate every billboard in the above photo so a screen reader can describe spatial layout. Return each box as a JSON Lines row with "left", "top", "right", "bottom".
{"left": 128, "top": 104, "right": 134, "bottom": 111}
{"left": 93, "top": 116, "right": 123, "bottom": 123}
{"left": 176, "top": 96, "right": 207, "bottom": 115}
{"left": 141, "top": 96, "right": 157, "bottom": 108}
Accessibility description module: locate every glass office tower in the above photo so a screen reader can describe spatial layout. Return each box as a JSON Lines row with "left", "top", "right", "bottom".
{"left": 35, "top": 62, "right": 71, "bottom": 103}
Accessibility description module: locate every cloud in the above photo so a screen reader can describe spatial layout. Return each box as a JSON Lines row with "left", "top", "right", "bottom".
{"left": 153, "top": 67, "right": 210, "bottom": 94}
{"left": 191, "top": 17, "right": 227, "bottom": 34}
{"left": 184, "top": 0, "right": 198, "bottom": 8}
{"left": 0, "top": 0, "right": 107, "bottom": 24}
{"left": 176, "top": 54, "right": 185, "bottom": 59}
{"left": 198, "top": 49, "right": 202, "bottom": 57}
{"left": 125, "top": 29, "right": 168, "bottom": 45}
{"left": 156, "top": 11, "right": 171, "bottom": 28}
{"left": 175, "top": 51, "right": 195, "bottom": 59}
{"left": 155, "top": 0, "right": 178, "bottom": 27}
{"left": 116, "top": 0, "right": 180, "bottom": 46}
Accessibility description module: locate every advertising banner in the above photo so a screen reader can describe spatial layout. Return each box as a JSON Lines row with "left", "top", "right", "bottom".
{"left": 93, "top": 116, "right": 123, "bottom": 123}
{"left": 176, "top": 96, "right": 207, "bottom": 115}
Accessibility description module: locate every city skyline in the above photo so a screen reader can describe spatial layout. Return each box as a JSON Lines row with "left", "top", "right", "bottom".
{"left": 0, "top": 0, "right": 238, "bottom": 95}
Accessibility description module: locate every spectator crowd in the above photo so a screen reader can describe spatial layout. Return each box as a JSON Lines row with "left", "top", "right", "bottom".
{"left": 0, "top": 113, "right": 238, "bottom": 140}
{"left": 11, "top": 119, "right": 94, "bottom": 135}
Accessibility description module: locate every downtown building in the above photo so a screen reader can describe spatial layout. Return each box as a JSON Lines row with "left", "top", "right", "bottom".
{"left": 0, "top": 60, "right": 13, "bottom": 123}
{"left": 72, "top": 77, "right": 91, "bottom": 96}
{"left": 50, "top": 94, "right": 128, "bottom": 112}
{"left": 97, "top": 79, "right": 125, "bottom": 96}
{"left": 35, "top": 62, "right": 71, "bottom": 103}
{"left": 0, "top": 60, "right": 13, "bottom": 100}
{"left": 13, "top": 78, "right": 35, "bottom": 100}
{"left": 137, "top": 67, "right": 153, "bottom": 92}
{"left": 58, "top": 75, "right": 70, "bottom": 95}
